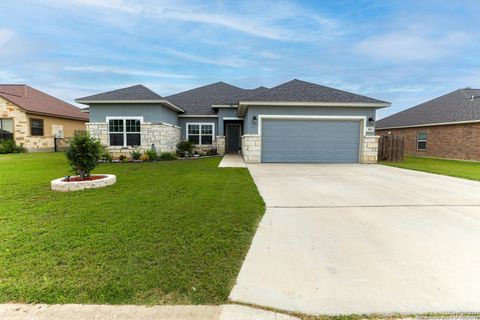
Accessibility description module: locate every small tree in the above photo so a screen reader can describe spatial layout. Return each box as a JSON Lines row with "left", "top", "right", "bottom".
{"left": 65, "top": 132, "right": 102, "bottom": 179}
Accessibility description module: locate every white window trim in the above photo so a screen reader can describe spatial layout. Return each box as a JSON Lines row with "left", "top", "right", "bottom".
{"left": 417, "top": 132, "right": 427, "bottom": 151}
{"left": 186, "top": 122, "right": 215, "bottom": 146}
{"left": 106, "top": 116, "right": 144, "bottom": 147}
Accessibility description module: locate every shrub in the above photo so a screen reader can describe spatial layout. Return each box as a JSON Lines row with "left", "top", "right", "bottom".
{"left": 206, "top": 148, "right": 218, "bottom": 156}
{"left": 159, "top": 152, "right": 178, "bottom": 161}
{"left": 65, "top": 132, "right": 102, "bottom": 179}
{"left": 101, "top": 148, "right": 112, "bottom": 162}
{"left": 130, "top": 149, "right": 142, "bottom": 160}
{"left": 140, "top": 153, "right": 149, "bottom": 162}
{"left": 118, "top": 154, "right": 127, "bottom": 162}
{"left": 0, "top": 140, "right": 25, "bottom": 154}
{"left": 176, "top": 140, "right": 193, "bottom": 156}
{"left": 144, "top": 148, "right": 157, "bottom": 161}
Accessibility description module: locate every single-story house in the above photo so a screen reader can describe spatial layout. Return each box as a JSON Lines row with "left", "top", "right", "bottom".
{"left": 0, "top": 85, "right": 89, "bottom": 151}
{"left": 376, "top": 88, "right": 480, "bottom": 161}
{"left": 76, "top": 79, "right": 389, "bottom": 163}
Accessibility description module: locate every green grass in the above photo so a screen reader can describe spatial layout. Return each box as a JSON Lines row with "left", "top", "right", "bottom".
{"left": 380, "top": 156, "right": 480, "bottom": 181}
{"left": 0, "top": 153, "right": 264, "bottom": 305}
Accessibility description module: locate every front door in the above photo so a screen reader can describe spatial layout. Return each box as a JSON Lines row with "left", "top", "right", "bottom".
{"left": 226, "top": 124, "right": 241, "bottom": 153}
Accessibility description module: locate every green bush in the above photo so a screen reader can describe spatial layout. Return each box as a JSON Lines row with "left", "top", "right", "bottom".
{"left": 206, "top": 148, "right": 217, "bottom": 156}
{"left": 144, "top": 148, "right": 157, "bottom": 161}
{"left": 176, "top": 140, "right": 193, "bottom": 156}
{"left": 101, "top": 147, "right": 112, "bottom": 162}
{"left": 159, "top": 152, "right": 178, "bottom": 161}
{"left": 65, "top": 132, "right": 102, "bottom": 179}
{"left": 0, "top": 140, "right": 25, "bottom": 154}
{"left": 130, "top": 149, "right": 142, "bottom": 160}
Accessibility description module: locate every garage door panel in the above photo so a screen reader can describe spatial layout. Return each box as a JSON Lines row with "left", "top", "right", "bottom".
{"left": 261, "top": 119, "right": 360, "bottom": 163}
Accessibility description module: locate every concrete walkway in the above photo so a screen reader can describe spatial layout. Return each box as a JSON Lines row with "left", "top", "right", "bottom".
{"left": 230, "top": 164, "right": 480, "bottom": 315}
{"left": 218, "top": 154, "right": 246, "bottom": 168}
{"left": 0, "top": 304, "right": 299, "bottom": 320}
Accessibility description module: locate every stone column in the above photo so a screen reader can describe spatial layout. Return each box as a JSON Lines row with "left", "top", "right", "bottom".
{"left": 216, "top": 136, "right": 225, "bottom": 155}
{"left": 241, "top": 134, "right": 261, "bottom": 163}
{"left": 360, "top": 135, "right": 379, "bottom": 164}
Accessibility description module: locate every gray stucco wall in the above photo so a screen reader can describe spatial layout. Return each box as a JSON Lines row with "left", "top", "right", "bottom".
{"left": 217, "top": 108, "right": 239, "bottom": 136}
{"left": 178, "top": 117, "right": 219, "bottom": 140}
{"left": 243, "top": 106, "right": 377, "bottom": 135}
{"left": 89, "top": 103, "right": 179, "bottom": 125}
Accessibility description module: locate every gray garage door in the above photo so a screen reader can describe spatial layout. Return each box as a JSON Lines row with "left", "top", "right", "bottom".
{"left": 261, "top": 119, "right": 361, "bottom": 163}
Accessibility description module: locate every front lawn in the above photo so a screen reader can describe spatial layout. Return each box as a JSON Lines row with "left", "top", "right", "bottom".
{"left": 380, "top": 156, "right": 480, "bottom": 181}
{"left": 0, "top": 153, "right": 264, "bottom": 305}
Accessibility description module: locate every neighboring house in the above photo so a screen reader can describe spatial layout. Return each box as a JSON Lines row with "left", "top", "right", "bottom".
{"left": 0, "top": 85, "right": 89, "bottom": 151}
{"left": 376, "top": 88, "right": 480, "bottom": 161}
{"left": 77, "top": 79, "right": 389, "bottom": 163}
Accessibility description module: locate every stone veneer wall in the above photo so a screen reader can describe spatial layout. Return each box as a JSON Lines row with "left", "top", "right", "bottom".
{"left": 360, "top": 135, "right": 379, "bottom": 164}
{"left": 0, "top": 97, "right": 54, "bottom": 151}
{"left": 241, "top": 134, "right": 261, "bottom": 163}
{"left": 216, "top": 136, "right": 225, "bottom": 155}
{"left": 87, "top": 122, "right": 180, "bottom": 158}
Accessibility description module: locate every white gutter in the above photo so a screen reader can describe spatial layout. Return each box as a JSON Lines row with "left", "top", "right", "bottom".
{"left": 178, "top": 115, "right": 219, "bottom": 118}
{"left": 376, "top": 119, "right": 480, "bottom": 130}
{"left": 74, "top": 99, "right": 185, "bottom": 113}
{"left": 238, "top": 101, "right": 390, "bottom": 116}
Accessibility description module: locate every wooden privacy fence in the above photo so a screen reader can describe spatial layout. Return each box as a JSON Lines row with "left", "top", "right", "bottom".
{"left": 378, "top": 135, "right": 404, "bottom": 162}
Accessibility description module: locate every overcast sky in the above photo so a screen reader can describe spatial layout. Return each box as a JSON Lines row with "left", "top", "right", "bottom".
{"left": 1, "top": 0, "right": 479, "bottom": 118}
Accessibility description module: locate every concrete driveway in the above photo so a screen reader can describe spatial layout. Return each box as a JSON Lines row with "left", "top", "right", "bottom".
{"left": 229, "top": 164, "right": 480, "bottom": 315}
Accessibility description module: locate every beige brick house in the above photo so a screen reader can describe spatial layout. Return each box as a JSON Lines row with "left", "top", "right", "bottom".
{"left": 0, "top": 85, "right": 88, "bottom": 152}
{"left": 376, "top": 88, "right": 480, "bottom": 161}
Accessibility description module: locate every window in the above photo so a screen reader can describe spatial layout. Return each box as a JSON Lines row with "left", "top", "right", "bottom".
{"left": 108, "top": 118, "right": 141, "bottom": 147}
{"left": 30, "top": 119, "right": 44, "bottom": 136}
{"left": 0, "top": 119, "right": 13, "bottom": 140}
{"left": 186, "top": 123, "right": 214, "bottom": 145}
{"left": 417, "top": 132, "right": 427, "bottom": 150}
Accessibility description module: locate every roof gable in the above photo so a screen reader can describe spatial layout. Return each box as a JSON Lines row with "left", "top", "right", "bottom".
{"left": 242, "top": 79, "right": 388, "bottom": 104}
{"left": 166, "top": 82, "right": 256, "bottom": 115}
{"left": 76, "top": 85, "right": 164, "bottom": 102}
{"left": 0, "top": 84, "right": 88, "bottom": 121}
{"left": 376, "top": 89, "right": 480, "bottom": 129}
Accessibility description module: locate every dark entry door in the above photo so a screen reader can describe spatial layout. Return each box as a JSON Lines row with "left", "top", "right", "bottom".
{"left": 226, "top": 124, "right": 241, "bottom": 153}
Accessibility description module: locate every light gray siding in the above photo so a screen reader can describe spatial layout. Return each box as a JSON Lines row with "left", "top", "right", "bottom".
{"left": 261, "top": 119, "right": 361, "bottom": 163}
{"left": 89, "top": 103, "right": 179, "bottom": 125}
{"left": 244, "top": 106, "right": 376, "bottom": 135}
{"left": 217, "top": 108, "right": 239, "bottom": 136}
{"left": 178, "top": 117, "right": 219, "bottom": 140}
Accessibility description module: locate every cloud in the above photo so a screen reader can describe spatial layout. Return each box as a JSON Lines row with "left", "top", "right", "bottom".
{"left": 0, "top": 28, "right": 15, "bottom": 47}
{"left": 157, "top": 46, "right": 248, "bottom": 68}
{"left": 64, "top": 66, "right": 196, "bottom": 79}
{"left": 354, "top": 30, "right": 470, "bottom": 62}
{"left": 62, "top": 0, "right": 340, "bottom": 41}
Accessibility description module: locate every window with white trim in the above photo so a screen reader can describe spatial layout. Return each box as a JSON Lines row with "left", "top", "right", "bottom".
{"left": 417, "top": 132, "right": 427, "bottom": 150}
{"left": 108, "top": 118, "right": 141, "bottom": 146}
{"left": 186, "top": 123, "right": 214, "bottom": 145}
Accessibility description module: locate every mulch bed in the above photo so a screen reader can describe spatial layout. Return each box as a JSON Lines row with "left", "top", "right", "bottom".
{"left": 63, "top": 175, "right": 107, "bottom": 182}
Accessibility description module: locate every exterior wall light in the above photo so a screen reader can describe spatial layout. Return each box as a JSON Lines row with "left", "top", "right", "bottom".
{"left": 253, "top": 116, "right": 257, "bottom": 124}
{"left": 368, "top": 117, "right": 375, "bottom": 125}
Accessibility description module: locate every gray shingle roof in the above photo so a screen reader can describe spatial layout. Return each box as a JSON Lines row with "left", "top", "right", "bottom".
{"left": 165, "top": 82, "right": 261, "bottom": 115}
{"left": 242, "top": 79, "right": 388, "bottom": 104}
{"left": 376, "top": 89, "right": 480, "bottom": 129}
{"left": 76, "top": 84, "right": 164, "bottom": 102}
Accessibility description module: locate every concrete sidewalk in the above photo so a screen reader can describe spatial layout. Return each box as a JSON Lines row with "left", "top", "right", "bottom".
{"left": 218, "top": 154, "right": 246, "bottom": 168}
{"left": 0, "top": 304, "right": 299, "bottom": 320}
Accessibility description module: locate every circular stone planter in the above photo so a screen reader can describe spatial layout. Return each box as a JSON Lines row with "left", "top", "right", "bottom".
{"left": 51, "top": 174, "right": 116, "bottom": 192}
